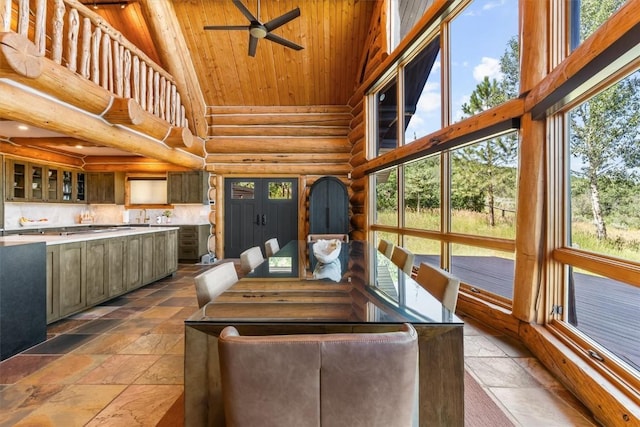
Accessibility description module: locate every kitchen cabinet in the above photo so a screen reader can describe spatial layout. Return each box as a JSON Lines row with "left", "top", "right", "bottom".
{"left": 178, "top": 224, "right": 210, "bottom": 261}
{"left": 4, "top": 158, "right": 85, "bottom": 203}
{"left": 46, "top": 229, "right": 177, "bottom": 323}
{"left": 141, "top": 233, "right": 155, "bottom": 284}
{"left": 5, "top": 159, "right": 28, "bottom": 201}
{"left": 59, "top": 242, "right": 86, "bottom": 317}
{"left": 86, "top": 239, "right": 109, "bottom": 305}
{"left": 87, "top": 172, "right": 125, "bottom": 204}
{"left": 124, "top": 234, "right": 142, "bottom": 290}
{"left": 168, "top": 171, "right": 208, "bottom": 204}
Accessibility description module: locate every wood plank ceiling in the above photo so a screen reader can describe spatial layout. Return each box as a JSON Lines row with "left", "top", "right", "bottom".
{"left": 94, "top": 0, "right": 377, "bottom": 107}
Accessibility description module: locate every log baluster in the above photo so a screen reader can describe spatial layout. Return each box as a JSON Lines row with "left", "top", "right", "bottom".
{"left": 100, "top": 32, "right": 109, "bottom": 89}
{"left": 123, "top": 49, "right": 131, "bottom": 98}
{"left": 114, "top": 40, "right": 122, "bottom": 96}
{"left": 91, "top": 27, "right": 100, "bottom": 84}
{"left": 52, "top": 0, "right": 65, "bottom": 64}
{"left": 18, "top": 0, "right": 28, "bottom": 36}
{"left": 139, "top": 61, "right": 147, "bottom": 110}
{"left": 146, "top": 65, "right": 153, "bottom": 113}
{"left": 159, "top": 76, "right": 166, "bottom": 119}
{"left": 79, "top": 17, "right": 91, "bottom": 78}
{"left": 35, "top": 0, "right": 47, "bottom": 55}
{"left": 164, "top": 80, "right": 171, "bottom": 122}
{"left": 0, "top": 0, "right": 10, "bottom": 32}
{"left": 153, "top": 70, "right": 160, "bottom": 115}
{"left": 170, "top": 84, "right": 176, "bottom": 125}
{"left": 66, "top": 8, "right": 79, "bottom": 72}
{"left": 132, "top": 55, "right": 140, "bottom": 104}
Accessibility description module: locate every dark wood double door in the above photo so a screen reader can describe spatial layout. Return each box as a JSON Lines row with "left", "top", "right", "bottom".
{"left": 224, "top": 178, "right": 298, "bottom": 258}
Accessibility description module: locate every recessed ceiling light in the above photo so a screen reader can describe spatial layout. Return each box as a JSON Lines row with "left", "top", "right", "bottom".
{"left": 75, "top": 144, "right": 84, "bottom": 149}
{"left": 18, "top": 125, "right": 29, "bottom": 131}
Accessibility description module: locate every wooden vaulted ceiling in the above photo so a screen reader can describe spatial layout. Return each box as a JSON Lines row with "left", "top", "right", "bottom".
{"left": 92, "top": 0, "right": 378, "bottom": 107}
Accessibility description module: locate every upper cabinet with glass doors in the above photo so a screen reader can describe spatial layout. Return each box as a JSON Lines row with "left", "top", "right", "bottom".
{"left": 4, "top": 159, "right": 86, "bottom": 203}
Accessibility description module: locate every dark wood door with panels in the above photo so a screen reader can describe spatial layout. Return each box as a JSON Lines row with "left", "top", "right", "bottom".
{"left": 224, "top": 178, "right": 298, "bottom": 258}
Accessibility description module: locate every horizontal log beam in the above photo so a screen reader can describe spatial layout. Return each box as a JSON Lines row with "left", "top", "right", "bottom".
{"left": 0, "top": 80, "right": 203, "bottom": 169}
{"left": 164, "top": 126, "right": 193, "bottom": 148}
{"left": 206, "top": 163, "right": 351, "bottom": 175}
{"left": 525, "top": 0, "right": 640, "bottom": 118}
{"left": 208, "top": 125, "right": 349, "bottom": 137}
{"left": 353, "top": 98, "right": 524, "bottom": 178}
{"left": 207, "top": 105, "right": 351, "bottom": 115}
{"left": 103, "top": 97, "right": 144, "bottom": 125}
{"left": 207, "top": 153, "right": 351, "bottom": 164}
{"left": 206, "top": 137, "right": 352, "bottom": 154}
{"left": 208, "top": 113, "right": 352, "bottom": 127}
{"left": 0, "top": 142, "right": 84, "bottom": 167}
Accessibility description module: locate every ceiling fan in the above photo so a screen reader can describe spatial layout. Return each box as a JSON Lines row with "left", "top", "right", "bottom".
{"left": 204, "top": 0, "right": 303, "bottom": 57}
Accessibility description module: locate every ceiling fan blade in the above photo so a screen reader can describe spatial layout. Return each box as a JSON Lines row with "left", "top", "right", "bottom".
{"left": 232, "top": 0, "right": 258, "bottom": 23}
{"left": 203, "top": 25, "right": 250, "bottom": 31}
{"left": 264, "top": 33, "right": 303, "bottom": 51}
{"left": 248, "top": 34, "right": 259, "bottom": 57}
{"left": 264, "top": 7, "right": 301, "bottom": 32}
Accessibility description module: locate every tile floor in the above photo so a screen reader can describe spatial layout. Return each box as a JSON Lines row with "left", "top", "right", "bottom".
{"left": 0, "top": 262, "right": 599, "bottom": 426}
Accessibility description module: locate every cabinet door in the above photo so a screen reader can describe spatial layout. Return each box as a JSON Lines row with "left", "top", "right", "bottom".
{"left": 308, "top": 176, "right": 349, "bottom": 235}
{"left": 124, "top": 235, "right": 142, "bottom": 290}
{"left": 166, "top": 229, "right": 178, "bottom": 273}
{"left": 46, "top": 167, "right": 61, "bottom": 201}
{"left": 87, "top": 173, "right": 116, "bottom": 204}
{"left": 6, "top": 160, "right": 29, "bottom": 201}
{"left": 46, "top": 245, "right": 60, "bottom": 323}
{"left": 184, "top": 171, "right": 207, "bottom": 203}
{"left": 86, "top": 239, "right": 109, "bottom": 305}
{"left": 167, "top": 172, "right": 185, "bottom": 204}
{"left": 108, "top": 238, "right": 126, "bottom": 297}
{"left": 141, "top": 233, "right": 155, "bottom": 284}
{"left": 153, "top": 232, "right": 168, "bottom": 279}
{"left": 59, "top": 242, "right": 86, "bottom": 317}
{"left": 28, "top": 164, "right": 45, "bottom": 201}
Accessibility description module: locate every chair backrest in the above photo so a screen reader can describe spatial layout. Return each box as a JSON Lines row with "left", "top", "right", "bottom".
{"left": 239, "top": 246, "right": 264, "bottom": 273}
{"left": 307, "top": 233, "right": 349, "bottom": 243}
{"left": 194, "top": 262, "right": 238, "bottom": 308}
{"left": 264, "top": 237, "right": 280, "bottom": 257}
{"left": 415, "top": 262, "right": 461, "bottom": 312}
{"left": 391, "top": 246, "right": 415, "bottom": 275}
{"left": 218, "top": 324, "right": 418, "bottom": 427}
{"left": 377, "top": 239, "right": 395, "bottom": 258}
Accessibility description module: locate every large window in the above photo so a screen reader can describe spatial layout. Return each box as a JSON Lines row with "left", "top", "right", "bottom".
{"left": 561, "top": 68, "right": 640, "bottom": 373}
{"left": 450, "top": 0, "right": 519, "bottom": 123}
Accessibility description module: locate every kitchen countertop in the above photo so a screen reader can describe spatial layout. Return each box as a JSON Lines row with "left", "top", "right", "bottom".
{"left": 0, "top": 226, "right": 180, "bottom": 245}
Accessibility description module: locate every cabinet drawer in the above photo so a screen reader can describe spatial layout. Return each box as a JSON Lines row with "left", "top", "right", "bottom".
{"left": 179, "top": 240, "right": 198, "bottom": 248}
{"left": 179, "top": 247, "right": 199, "bottom": 259}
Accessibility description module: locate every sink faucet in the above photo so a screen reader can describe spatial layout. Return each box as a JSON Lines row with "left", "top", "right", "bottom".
{"left": 139, "top": 209, "right": 148, "bottom": 224}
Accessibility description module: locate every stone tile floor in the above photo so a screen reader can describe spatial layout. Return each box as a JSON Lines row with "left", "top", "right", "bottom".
{"left": 0, "top": 262, "right": 598, "bottom": 426}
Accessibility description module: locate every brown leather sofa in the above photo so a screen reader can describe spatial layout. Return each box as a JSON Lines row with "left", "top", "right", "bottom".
{"left": 217, "top": 323, "right": 418, "bottom": 427}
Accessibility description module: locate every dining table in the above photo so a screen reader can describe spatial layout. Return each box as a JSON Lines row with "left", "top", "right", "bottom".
{"left": 184, "top": 239, "right": 464, "bottom": 426}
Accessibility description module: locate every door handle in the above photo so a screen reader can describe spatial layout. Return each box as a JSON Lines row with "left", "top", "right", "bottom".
{"left": 256, "top": 214, "right": 260, "bottom": 225}
{"left": 262, "top": 214, "right": 267, "bottom": 226}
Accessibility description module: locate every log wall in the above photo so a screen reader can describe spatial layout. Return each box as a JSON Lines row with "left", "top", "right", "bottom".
{"left": 205, "top": 105, "right": 353, "bottom": 257}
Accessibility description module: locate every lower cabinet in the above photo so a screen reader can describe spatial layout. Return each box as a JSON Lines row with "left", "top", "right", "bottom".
{"left": 59, "top": 242, "right": 86, "bottom": 318}
{"left": 86, "top": 239, "right": 109, "bottom": 305}
{"left": 178, "top": 225, "right": 210, "bottom": 261}
{"left": 48, "top": 229, "right": 178, "bottom": 323}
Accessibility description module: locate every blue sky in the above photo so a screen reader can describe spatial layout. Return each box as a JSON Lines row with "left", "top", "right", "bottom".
{"left": 405, "top": 0, "right": 519, "bottom": 143}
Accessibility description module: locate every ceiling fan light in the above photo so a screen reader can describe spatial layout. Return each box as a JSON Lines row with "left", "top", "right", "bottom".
{"left": 249, "top": 26, "right": 267, "bottom": 39}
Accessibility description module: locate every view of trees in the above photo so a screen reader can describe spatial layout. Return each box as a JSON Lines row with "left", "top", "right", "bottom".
{"left": 569, "top": 0, "right": 640, "bottom": 242}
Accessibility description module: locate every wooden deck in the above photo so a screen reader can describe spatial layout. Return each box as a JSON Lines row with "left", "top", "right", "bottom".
{"left": 415, "top": 255, "right": 640, "bottom": 371}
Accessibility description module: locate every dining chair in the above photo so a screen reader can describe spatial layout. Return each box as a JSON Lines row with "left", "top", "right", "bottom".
{"left": 264, "top": 237, "right": 280, "bottom": 257}
{"left": 217, "top": 323, "right": 418, "bottom": 427}
{"left": 377, "top": 238, "right": 395, "bottom": 258}
{"left": 390, "top": 245, "right": 415, "bottom": 275}
{"left": 239, "top": 246, "right": 265, "bottom": 273}
{"left": 194, "top": 262, "right": 238, "bottom": 308}
{"left": 306, "top": 233, "right": 349, "bottom": 243}
{"left": 415, "top": 262, "right": 461, "bottom": 312}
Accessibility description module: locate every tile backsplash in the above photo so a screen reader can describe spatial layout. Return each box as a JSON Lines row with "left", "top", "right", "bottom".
{"left": 4, "top": 203, "right": 211, "bottom": 230}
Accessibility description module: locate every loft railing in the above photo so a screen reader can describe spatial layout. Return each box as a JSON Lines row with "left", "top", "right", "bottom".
{"left": 0, "top": 0, "right": 186, "bottom": 128}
